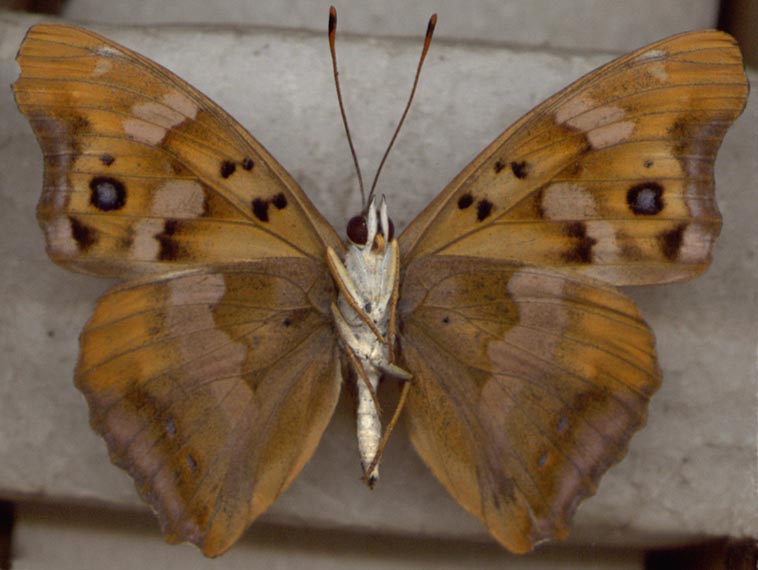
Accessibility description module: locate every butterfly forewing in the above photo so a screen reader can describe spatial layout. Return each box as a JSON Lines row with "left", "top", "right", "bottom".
{"left": 13, "top": 24, "right": 343, "bottom": 277}
{"left": 76, "top": 259, "right": 341, "bottom": 556}
{"left": 399, "top": 30, "right": 748, "bottom": 285}
{"left": 398, "top": 256, "right": 660, "bottom": 551}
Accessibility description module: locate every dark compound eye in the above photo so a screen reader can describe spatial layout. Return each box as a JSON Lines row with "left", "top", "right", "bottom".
{"left": 385, "top": 217, "right": 395, "bottom": 241}
{"left": 346, "top": 215, "right": 368, "bottom": 245}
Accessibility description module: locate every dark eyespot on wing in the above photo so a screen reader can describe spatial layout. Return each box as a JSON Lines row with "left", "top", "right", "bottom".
{"left": 510, "top": 160, "right": 529, "bottom": 179}
{"left": 476, "top": 199, "right": 493, "bottom": 222}
{"left": 220, "top": 160, "right": 236, "bottom": 179}
{"left": 99, "top": 153, "right": 115, "bottom": 166}
{"left": 69, "top": 216, "right": 98, "bottom": 251}
{"left": 562, "top": 221, "right": 597, "bottom": 264}
{"left": 89, "top": 176, "right": 126, "bottom": 211}
{"left": 659, "top": 223, "right": 687, "bottom": 261}
{"left": 627, "top": 182, "right": 664, "bottom": 215}
{"left": 458, "top": 193, "right": 474, "bottom": 209}
{"left": 494, "top": 160, "right": 506, "bottom": 174}
{"left": 242, "top": 157, "right": 255, "bottom": 170}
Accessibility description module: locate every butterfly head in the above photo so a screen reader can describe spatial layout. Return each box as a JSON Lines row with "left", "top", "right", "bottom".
{"left": 346, "top": 196, "right": 395, "bottom": 254}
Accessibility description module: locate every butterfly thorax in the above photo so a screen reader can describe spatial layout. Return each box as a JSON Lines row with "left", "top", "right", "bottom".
{"left": 326, "top": 198, "right": 409, "bottom": 485}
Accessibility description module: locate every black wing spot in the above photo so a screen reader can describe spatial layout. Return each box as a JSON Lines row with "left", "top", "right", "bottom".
{"left": 476, "top": 199, "right": 493, "bottom": 222}
{"left": 644, "top": 159, "right": 653, "bottom": 168}
{"left": 283, "top": 317, "right": 292, "bottom": 327}
{"left": 242, "top": 157, "right": 255, "bottom": 170}
{"left": 272, "top": 192, "right": 288, "bottom": 210}
{"left": 562, "top": 221, "right": 597, "bottom": 264}
{"left": 494, "top": 160, "right": 506, "bottom": 174}
{"left": 442, "top": 316, "right": 450, "bottom": 324}
{"left": 659, "top": 223, "right": 687, "bottom": 261}
{"left": 156, "top": 219, "right": 184, "bottom": 261}
{"left": 252, "top": 193, "right": 288, "bottom": 222}
{"left": 510, "top": 160, "right": 529, "bottom": 179}
{"left": 89, "top": 176, "right": 126, "bottom": 211}
{"left": 458, "top": 193, "right": 474, "bottom": 209}
{"left": 220, "top": 160, "right": 237, "bottom": 179}
{"left": 627, "top": 182, "right": 664, "bottom": 215}
{"left": 69, "top": 216, "right": 98, "bottom": 251}
{"left": 99, "top": 153, "right": 115, "bottom": 166}
{"left": 252, "top": 198, "right": 270, "bottom": 222}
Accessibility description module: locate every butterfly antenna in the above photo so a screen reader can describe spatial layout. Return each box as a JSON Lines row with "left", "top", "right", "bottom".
{"left": 329, "top": 6, "right": 366, "bottom": 207}
{"left": 366, "top": 13, "right": 437, "bottom": 206}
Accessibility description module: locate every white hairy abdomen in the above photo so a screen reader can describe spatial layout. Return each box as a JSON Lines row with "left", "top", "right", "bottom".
{"left": 337, "top": 246, "right": 393, "bottom": 482}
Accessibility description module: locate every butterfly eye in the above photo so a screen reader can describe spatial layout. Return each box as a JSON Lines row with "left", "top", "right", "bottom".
{"left": 385, "top": 217, "right": 395, "bottom": 241}
{"left": 346, "top": 215, "right": 368, "bottom": 245}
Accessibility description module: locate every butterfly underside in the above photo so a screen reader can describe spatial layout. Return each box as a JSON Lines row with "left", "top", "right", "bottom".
{"left": 14, "top": 21, "right": 747, "bottom": 557}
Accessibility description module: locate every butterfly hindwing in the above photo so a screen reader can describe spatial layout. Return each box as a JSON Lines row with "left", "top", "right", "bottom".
{"left": 398, "top": 255, "right": 660, "bottom": 552}
{"left": 76, "top": 258, "right": 341, "bottom": 556}
{"left": 13, "top": 23, "right": 343, "bottom": 277}
{"left": 399, "top": 30, "right": 748, "bottom": 285}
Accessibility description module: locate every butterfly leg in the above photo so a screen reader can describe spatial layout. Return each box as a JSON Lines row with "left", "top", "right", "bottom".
{"left": 331, "top": 302, "right": 384, "bottom": 483}
{"left": 326, "top": 247, "right": 385, "bottom": 343}
{"left": 363, "top": 381, "right": 411, "bottom": 484}
{"left": 364, "top": 239, "right": 413, "bottom": 480}
{"left": 331, "top": 302, "right": 382, "bottom": 412}
{"left": 386, "top": 239, "right": 401, "bottom": 361}
{"left": 330, "top": 300, "right": 382, "bottom": 470}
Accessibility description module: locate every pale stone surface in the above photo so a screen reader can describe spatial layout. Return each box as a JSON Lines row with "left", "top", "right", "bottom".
{"left": 0, "top": 9, "right": 756, "bottom": 557}
{"left": 60, "top": 0, "right": 720, "bottom": 53}
{"left": 13, "top": 504, "right": 644, "bottom": 570}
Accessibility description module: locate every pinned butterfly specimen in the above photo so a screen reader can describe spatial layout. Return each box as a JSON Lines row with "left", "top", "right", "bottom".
{"left": 13, "top": 7, "right": 747, "bottom": 557}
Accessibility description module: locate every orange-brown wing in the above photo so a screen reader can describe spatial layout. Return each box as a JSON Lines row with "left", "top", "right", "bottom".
{"left": 400, "top": 30, "right": 748, "bottom": 285}
{"left": 13, "top": 24, "right": 343, "bottom": 277}
{"left": 398, "top": 256, "right": 660, "bottom": 552}
{"left": 76, "top": 258, "right": 340, "bottom": 555}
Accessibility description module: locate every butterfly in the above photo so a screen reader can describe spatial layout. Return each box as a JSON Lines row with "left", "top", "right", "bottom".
{"left": 13, "top": 10, "right": 747, "bottom": 557}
